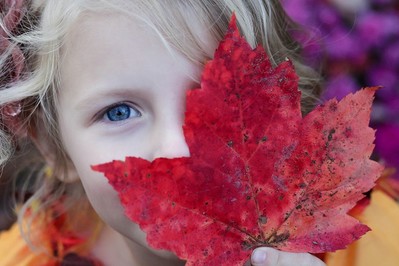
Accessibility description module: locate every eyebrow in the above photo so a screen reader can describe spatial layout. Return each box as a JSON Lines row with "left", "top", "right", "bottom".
{"left": 75, "top": 87, "right": 148, "bottom": 111}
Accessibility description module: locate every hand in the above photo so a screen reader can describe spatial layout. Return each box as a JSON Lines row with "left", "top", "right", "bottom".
{"left": 250, "top": 247, "right": 326, "bottom": 266}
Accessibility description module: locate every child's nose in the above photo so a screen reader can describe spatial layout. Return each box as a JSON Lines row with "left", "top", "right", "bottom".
{"left": 150, "top": 124, "right": 190, "bottom": 160}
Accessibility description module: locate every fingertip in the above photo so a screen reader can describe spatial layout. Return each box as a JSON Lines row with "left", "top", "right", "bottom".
{"left": 251, "top": 248, "right": 327, "bottom": 266}
{"left": 251, "top": 248, "right": 268, "bottom": 265}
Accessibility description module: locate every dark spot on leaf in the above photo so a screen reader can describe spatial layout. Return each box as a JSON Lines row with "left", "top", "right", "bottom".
{"left": 243, "top": 133, "right": 249, "bottom": 142}
{"left": 328, "top": 129, "right": 336, "bottom": 141}
{"left": 299, "top": 183, "right": 306, "bottom": 188}
{"left": 241, "top": 241, "right": 252, "bottom": 251}
{"left": 329, "top": 191, "right": 338, "bottom": 197}
{"left": 329, "top": 102, "right": 338, "bottom": 112}
{"left": 258, "top": 216, "right": 267, "bottom": 224}
{"left": 344, "top": 127, "right": 352, "bottom": 138}
{"left": 146, "top": 173, "right": 151, "bottom": 178}
{"left": 246, "top": 195, "right": 251, "bottom": 200}
{"left": 124, "top": 172, "right": 128, "bottom": 177}
{"left": 327, "top": 155, "right": 335, "bottom": 163}
{"left": 278, "top": 194, "right": 284, "bottom": 200}
{"left": 260, "top": 136, "right": 268, "bottom": 143}
{"left": 227, "top": 140, "right": 234, "bottom": 147}
{"left": 270, "top": 232, "right": 290, "bottom": 244}
{"left": 296, "top": 205, "right": 302, "bottom": 210}
{"left": 313, "top": 120, "right": 323, "bottom": 131}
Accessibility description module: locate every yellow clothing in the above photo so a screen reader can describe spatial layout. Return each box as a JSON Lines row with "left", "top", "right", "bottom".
{"left": 325, "top": 189, "right": 399, "bottom": 266}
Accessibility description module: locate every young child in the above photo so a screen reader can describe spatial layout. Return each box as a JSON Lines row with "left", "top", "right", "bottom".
{"left": 0, "top": 0, "right": 327, "bottom": 265}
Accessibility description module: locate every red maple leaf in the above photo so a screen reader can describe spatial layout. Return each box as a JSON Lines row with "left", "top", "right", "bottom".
{"left": 92, "top": 16, "right": 383, "bottom": 266}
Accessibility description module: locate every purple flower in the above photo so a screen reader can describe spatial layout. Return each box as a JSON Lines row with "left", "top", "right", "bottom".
{"left": 371, "top": 98, "right": 399, "bottom": 125}
{"left": 282, "top": 0, "right": 315, "bottom": 25}
{"left": 375, "top": 124, "right": 399, "bottom": 169}
{"left": 321, "top": 74, "right": 359, "bottom": 101}
{"left": 356, "top": 12, "right": 399, "bottom": 48}
{"left": 382, "top": 39, "right": 399, "bottom": 69}
{"left": 366, "top": 66, "right": 397, "bottom": 97}
{"left": 324, "top": 28, "right": 366, "bottom": 62}
{"left": 371, "top": 0, "right": 397, "bottom": 6}
{"left": 316, "top": 4, "right": 341, "bottom": 28}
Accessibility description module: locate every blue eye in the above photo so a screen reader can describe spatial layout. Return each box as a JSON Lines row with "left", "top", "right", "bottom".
{"left": 105, "top": 104, "right": 141, "bottom": 121}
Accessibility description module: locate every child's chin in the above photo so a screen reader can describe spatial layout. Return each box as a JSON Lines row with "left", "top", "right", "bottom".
{"left": 126, "top": 225, "right": 183, "bottom": 262}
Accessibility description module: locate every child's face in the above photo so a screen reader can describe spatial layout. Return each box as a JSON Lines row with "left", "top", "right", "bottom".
{"left": 56, "top": 12, "right": 213, "bottom": 253}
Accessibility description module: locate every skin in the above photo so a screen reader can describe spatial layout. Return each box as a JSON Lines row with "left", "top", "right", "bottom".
{"left": 55, "top": 12, "right": 325, "bottom": 266}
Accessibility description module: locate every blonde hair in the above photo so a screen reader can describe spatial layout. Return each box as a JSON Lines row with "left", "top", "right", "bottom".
{"left": 0, "top": 0, "right": 321, "bottom": 249}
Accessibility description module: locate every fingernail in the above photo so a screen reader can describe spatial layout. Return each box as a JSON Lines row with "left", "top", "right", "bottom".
{"left": 252, "top": 249, "right": 267, "bottom": 264}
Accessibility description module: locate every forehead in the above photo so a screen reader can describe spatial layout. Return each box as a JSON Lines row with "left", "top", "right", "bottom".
{"left": 58, "top": 2, "right": 218, "bottom": 61}
{"left": 60, "top": 12, "right": 169, "bottom": 72}
{"left": 57, "top": 7, "right": 219, "bottom": 87}
{"left": 57, "top": 12, "right": 203, "bottom": 103}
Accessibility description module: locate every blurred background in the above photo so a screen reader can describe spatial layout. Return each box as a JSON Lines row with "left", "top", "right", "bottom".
{"left": 282, "top": 0, "right": 399, "bottom": 184}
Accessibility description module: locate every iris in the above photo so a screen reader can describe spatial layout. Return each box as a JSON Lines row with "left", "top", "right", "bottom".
{"left": 106, "top": 104, "right": 140, "bottom": 121}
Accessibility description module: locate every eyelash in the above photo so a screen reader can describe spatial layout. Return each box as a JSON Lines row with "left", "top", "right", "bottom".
{"left": 97, "top": 102, "right": 142, "bottom": 123}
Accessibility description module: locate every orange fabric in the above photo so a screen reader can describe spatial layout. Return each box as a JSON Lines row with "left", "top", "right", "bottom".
{"left": 0, "top": 222, "right": 54, "bottom": 266}
{"left": 0, "top": 201, "right": 103, "bottom": 266}
{"left": 325, "top": 189, "right": 399, "bottom": 266}
{"left": 0, "top": 219, "right": 103, "bottom": 265}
